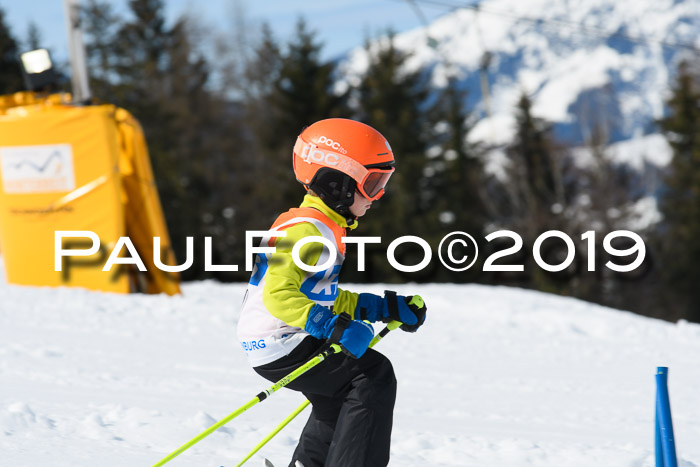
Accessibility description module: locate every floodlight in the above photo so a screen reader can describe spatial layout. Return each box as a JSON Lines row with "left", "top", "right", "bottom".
{"left": 19, "top": 48, "right": 60, "bottom": 91}
{"left": 21, "top": 49, "right": 52, "bottom": 73}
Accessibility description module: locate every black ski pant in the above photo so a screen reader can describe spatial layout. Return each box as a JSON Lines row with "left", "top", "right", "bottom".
{"left": 254, "top": 336, "right": 397, "bottom": 467}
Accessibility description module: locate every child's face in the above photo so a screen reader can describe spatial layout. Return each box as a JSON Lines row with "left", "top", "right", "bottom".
{"left": 349, "top": 190, "right": 373, "bottom": 217}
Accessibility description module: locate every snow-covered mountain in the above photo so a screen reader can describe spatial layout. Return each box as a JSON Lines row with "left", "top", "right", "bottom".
{"left": 341, "top": 0, "right": 698, "bottom": 162}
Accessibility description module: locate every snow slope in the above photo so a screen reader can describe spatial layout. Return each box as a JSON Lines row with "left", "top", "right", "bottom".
{"left": 2, "top": 270, "right": 700, "bottom": 466}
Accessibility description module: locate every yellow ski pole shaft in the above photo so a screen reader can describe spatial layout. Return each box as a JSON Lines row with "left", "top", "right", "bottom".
{"left": 234, "top": 320, "right": 403, "bottom": 467}
{"left": 152, "top": 344, "right": 343, "bottom": 467}
{"left": 370, "top": 319, "right": 403, "bottom": 346}
{"left": 234, "top": 400, "right": 310, "bottom": 467}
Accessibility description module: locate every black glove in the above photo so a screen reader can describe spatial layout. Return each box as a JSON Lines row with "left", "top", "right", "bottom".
{"left": 399, "top": 294, "right": 427, "bottom": 332}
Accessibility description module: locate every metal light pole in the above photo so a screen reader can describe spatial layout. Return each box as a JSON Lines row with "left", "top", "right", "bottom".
{"left": 63, "top": 0, "right": 92, "bottom": 103}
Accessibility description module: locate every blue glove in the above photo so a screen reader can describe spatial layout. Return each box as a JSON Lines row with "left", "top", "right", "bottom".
{"left": 304, "top": 304, "right": 374, "bottom": 358}
{"left": 355, "top": 290, "right": 427, "bottom": 332}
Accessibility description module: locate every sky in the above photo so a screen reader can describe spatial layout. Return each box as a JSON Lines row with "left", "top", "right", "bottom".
{"left": 0, "top": 0, "right": 455, "bottom": 63}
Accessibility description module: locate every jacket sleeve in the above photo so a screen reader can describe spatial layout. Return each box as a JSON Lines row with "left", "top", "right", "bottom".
{"left": 261, "top": 222, "right": 329, "bottom": 328}
{"left": 333, "top": 288, "right": 359, "bottom": 317}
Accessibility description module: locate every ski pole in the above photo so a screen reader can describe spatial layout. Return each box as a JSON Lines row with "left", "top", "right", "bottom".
{"left": 234, "top": 320, "right": 403, "bottom": 467}
{"left": 152, "top": 343, "right": 344, "bottom": 467}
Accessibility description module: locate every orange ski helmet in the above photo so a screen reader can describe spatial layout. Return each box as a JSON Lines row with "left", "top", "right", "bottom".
{"left": 293, "top": 118, "right": 395, "bottom": 216}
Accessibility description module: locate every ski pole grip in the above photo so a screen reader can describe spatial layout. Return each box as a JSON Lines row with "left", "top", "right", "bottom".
{"left": 387, "top": 320, "right": 402, "bottom": 331}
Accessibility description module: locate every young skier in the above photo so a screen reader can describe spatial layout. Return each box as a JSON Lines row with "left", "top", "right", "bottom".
{"left": 237, "top": 118, "right": 427, "bottom": 467}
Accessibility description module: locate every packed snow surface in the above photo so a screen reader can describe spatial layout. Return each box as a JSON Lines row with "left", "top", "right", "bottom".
{"left": 2, "top": 268, "right": 700, "bottom": 466}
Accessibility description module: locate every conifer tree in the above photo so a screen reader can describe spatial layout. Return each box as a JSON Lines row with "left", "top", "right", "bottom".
{"left": 507, "top": 93, "right": 563, "bottom": 234}
{"left": 657, "top": 61, "right": 700, "bottom": 321}
{"left": 250, "top": 18, "right": 349, "bottom": 219}
{"left": 82, "top": 0, "right": 121, "bottom": 99}
{"left": 505, "top": 92, "right": 572, "bottom": 291}
{"left": 355, "top": 34, "right": 428, "bottom": 225}
{"left": 0, "top": 8, "right": 23, "bottom": 95}
{"left": 82, "top": 0, "right": 248, "bottom": 279}
{"left": 428, "top": 78, "right": 486, "bottom": 240}
{"left": 243, "top": 23, "right": 282, "bottom": 102}
{"left": 351, "top": 32, "right": 431, "bottom": 282}
{"left": 416, "top": 78, "right": 490, "bottom": 282}
{"left": 233, "top": 23, "right": 285, "bottom": 225}
{"left": 107, "top": 0, "right": 200, "bottom": 273}
{"left": 25, "top": 22, "right": 41, "bottom": 51}
{"left": 271, "top": 18, "right": 348, "bottom": 137}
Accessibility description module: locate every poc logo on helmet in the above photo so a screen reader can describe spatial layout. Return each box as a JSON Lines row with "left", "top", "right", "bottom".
{"left": 301, "top": 145, "right": 340, "bottom": 166}
{"left": 318, "top": 136, "right": 347, "bottom": 154}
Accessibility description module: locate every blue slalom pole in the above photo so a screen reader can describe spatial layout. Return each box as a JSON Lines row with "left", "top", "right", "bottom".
{"left": 655, "top": 367, "right": 678, "bottom": 467}
{"left": 655, "top": 403, "right": 663, "bottom": 467}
